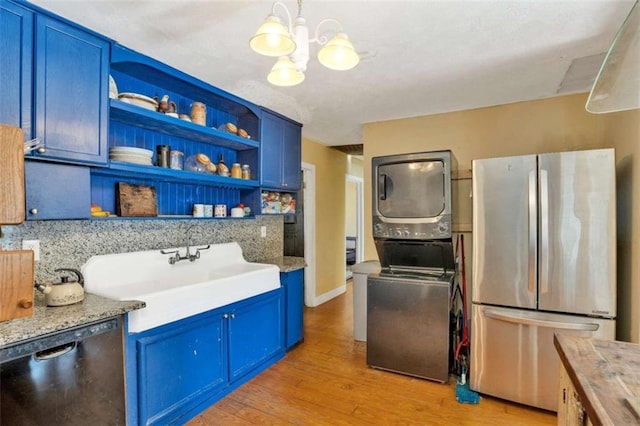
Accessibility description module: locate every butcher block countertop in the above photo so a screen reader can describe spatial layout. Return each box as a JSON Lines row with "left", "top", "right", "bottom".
{"left": 554, "top": 334, "right": 640, "bottom": 425}
{"left": 0, "top": 293, "right": 144, "bottom": 347}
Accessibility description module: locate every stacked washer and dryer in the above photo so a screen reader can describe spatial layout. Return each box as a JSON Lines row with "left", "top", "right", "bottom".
{"left": 366, "top": 150, "right": 457, "bottom": 383}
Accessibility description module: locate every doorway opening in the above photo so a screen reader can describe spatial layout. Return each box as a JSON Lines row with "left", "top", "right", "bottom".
{"left": 345, "top": 174, "right": 364, "bottom": 281}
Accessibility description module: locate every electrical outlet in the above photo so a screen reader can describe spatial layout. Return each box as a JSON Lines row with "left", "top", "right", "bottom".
{"left": 22, "top": 240, "right": 40, "bottom": 261}
{"left": 261, "top": 226, "right": 267, "bottom": 238}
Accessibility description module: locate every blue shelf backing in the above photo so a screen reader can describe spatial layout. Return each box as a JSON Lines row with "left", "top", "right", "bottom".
{"left": 91, "top": 174, "right": 242, "bottom": 216}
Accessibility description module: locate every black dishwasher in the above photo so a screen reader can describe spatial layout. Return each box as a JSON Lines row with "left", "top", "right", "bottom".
{"left": 0, "top": 317, "right": 125, "bottom": 425}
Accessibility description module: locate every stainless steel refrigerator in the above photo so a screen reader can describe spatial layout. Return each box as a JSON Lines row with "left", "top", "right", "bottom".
{"left": 470, "top": 148, "right": 616, "bottom": 412}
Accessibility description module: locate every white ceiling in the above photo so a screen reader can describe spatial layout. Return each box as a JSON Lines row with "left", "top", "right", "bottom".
{"left": 30, "top": 0, "right": 636, "bottom": 146}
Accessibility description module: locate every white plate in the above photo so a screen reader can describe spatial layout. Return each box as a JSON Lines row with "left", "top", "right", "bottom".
{"left": 110, "top": 153, "right": 153, "bottom": 162}
{"left": 110, "top": 156, "right": 153, "bottom": 166}
{"left": 109, "top": 75, "right": 118, "bottom": 99}
{"left": 118, "top": 93, "right": 158, "bottom": 111}
{"left": 109, "top": 146, "right": 153, "bottom": 157}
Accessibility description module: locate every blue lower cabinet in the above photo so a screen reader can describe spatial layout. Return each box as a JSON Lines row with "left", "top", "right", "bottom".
{"left": 228, "top": 291, "right": 285, "bottom": 381}
{"left": 126, "top": 288, "right": 284, "bottom": 426}
{"left": 282, "top": 269, "right": 304, "bottom": 350}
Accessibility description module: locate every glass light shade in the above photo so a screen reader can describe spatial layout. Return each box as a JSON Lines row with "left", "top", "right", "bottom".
{"left": 586, "top": 1, "right": 639, "bottom": 113}
{"left": 250, "top": 15, "right": 296, "bottom": 57}
{"left": 267, "top": 56, "right": 305, "bottom": 86}
{"left": 317, "top": 33, "right": 360, "bottom": 71}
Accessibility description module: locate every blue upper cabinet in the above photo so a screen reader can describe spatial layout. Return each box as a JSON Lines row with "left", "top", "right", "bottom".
{"left": 0, "top": 1, "right": 33, "bottom": 134}
{"left": 25, "top": 161, "right": 91, "bottom": 220}
{"left": 261, "top": 109, "right": 302, "bottom": 191}
{"left": 31, "top": 14, "right": 109, "bottom": 165}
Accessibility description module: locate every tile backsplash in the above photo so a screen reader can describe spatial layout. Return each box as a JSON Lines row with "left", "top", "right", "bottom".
{"left": 1, "top": 216, "right": 283, "bottom": 284}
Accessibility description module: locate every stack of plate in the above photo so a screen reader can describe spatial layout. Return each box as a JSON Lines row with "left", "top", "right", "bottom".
{"left": 109, "top": 146, "right": 153, "bottom": 166}
{"left": 118, "top": 93, "right": 158, "bottom": 111}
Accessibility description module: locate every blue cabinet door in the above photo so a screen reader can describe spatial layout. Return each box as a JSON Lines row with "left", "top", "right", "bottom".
{"left": 0, "top": 1, "right": 33, "bottom": 135}
{"left": 25, "top": 161, "right": 90, "bottom": 220}
{"left": 282, "top": 120, "right": 302, "bottom": 190}
{"left": 282, "top": 269, "right": 304, "bottom": 349}
{"left": 228, "top": 288, "right": 284, "bottom": 382}
{"left": 135, "top": 311, "right": 227, "bottom": 425}
{"left": 260, "top": 109, "right": 302, "bottom": 191}
{"left": 260, "top": 110, "right": 284, "bottom": 189}
{"left": 33, "top": 15, "right": 108, "bottom": 165}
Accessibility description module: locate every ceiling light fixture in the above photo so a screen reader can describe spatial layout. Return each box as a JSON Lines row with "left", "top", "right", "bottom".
{"left": 250, "top": 0, "right": 360, "bottom": 87}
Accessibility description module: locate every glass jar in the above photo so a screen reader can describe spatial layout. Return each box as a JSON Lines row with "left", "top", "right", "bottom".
{"left": 184, "top": 153, "right": 211, "bottom": 174}
{"left": 241, "top": 164, "right": 251, "bottom": 180}
{"left": 217, "top": 154, "right": 229, "bottom": 177}
{"left": 190, "top": 102, "right": 206, "bottom": 126}
{"left": 170, "top": 150, "right": 184, "bottom": 170}
{"left": 231, "top": 163, "right": 242, "bottom": 178}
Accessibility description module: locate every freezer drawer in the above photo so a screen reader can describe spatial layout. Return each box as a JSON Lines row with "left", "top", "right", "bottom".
{"left": 367, "top": 275, "right": 451, "bottom": 382}
{"left": 470, "top": 304, "right": 615, "bottom": 412}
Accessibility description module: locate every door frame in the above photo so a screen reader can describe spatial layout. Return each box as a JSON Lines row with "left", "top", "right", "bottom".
{"left": 301, "top": 162, "right": 316, "bottom": 307}
{"left": 345, "top": 174, "right": 364, "bottom": 282}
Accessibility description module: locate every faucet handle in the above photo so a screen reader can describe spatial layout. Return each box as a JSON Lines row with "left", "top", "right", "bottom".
{"left": 160, "top": 249, "right": 179, "bottom": 255}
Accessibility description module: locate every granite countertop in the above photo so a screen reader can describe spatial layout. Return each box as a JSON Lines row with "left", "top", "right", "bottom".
{"left": 260, "top": 256, "right": 306, "bottom": 272}
{"left": 0, "top": 292, "right": 144, "bottom": 348}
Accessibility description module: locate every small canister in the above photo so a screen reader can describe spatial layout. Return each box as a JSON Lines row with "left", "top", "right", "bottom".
{"left": 170, "top": 150, "right": 184, "bottom": 170}
{"left": 214, "top": 204, "right": 227, "bottom": 217}
{"left": 231, "top": 163, "right": 242, "bottom": 178}
{"left": 190, "top": 102, "right": 206, "bottom": 126}
{"left": 156, "top": 145, "right": 171, "bottom": 168}
{"left": 241, "top": 164, "right": 251, "bottom": 180}
{"left": 193, "top": 203, "right": 205, "bottom": 217}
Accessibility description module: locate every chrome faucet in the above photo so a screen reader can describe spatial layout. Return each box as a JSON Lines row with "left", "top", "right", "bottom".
{"left": 160, "top": 225, "right": 210, "bottom": 264}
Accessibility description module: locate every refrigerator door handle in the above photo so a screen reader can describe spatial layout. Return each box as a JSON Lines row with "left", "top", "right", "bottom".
{"left": 539, "top": 168, "right": 550, "bottom": 294}
{"left": 528, "top": 170, "right": 537, "bottom": 294}
{"left": 484, "top": 309, "right": 599, "bottom": 331}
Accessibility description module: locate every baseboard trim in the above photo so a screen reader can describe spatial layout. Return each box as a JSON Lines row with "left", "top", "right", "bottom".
{"left": 307, "top": 284, "right": 347, "bottom": 307}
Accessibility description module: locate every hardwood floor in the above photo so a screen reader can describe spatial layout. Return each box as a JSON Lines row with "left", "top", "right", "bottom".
{"left": 188, "top": 283, "right": 556, "bottom": 425}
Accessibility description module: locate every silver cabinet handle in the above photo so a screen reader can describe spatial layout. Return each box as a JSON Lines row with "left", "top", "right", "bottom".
{"left": 484, "top": 309, "right": 599, "bottom": 331}
{"left": 230, "top": 313, "right": 236, "bottom": 319}
{"left": 29, "top": 208, "right": 38, "bottom": 215}
{"left": 222, "top": 313, "right": 229, "bottom": 319}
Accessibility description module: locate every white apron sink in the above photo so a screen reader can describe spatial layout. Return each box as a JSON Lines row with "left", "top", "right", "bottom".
{"left": 82, "top": 242, "right": 280, "bottom": 332}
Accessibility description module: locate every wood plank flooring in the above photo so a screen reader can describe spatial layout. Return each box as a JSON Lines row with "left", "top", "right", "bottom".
{"left": 188, "top": 282, "right": 556, "bottom": 425}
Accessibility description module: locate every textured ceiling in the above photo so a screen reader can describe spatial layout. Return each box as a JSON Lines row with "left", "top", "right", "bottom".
{"left": 29, "top": 0, "right": 637, "bottom": 146}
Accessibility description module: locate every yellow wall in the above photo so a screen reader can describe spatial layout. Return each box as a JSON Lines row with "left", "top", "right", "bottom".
{"left": 362, "top": 93, "right": 640, "bottom": 342}
{"left": 348, "top": 156, "right": 364, "bottom": 177}
{"left": 302, "top": 137, "right": 348, "bottom": 297}
{"left": 345, "top": 180, "right": 357, "bottom": 237}
{"left": 598, "top": 108, "right": 640, "bottom": 342}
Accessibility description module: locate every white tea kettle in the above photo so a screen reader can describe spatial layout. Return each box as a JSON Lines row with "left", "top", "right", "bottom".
{"left": 35, "top": 268, "right": 85, "bottom": 306}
